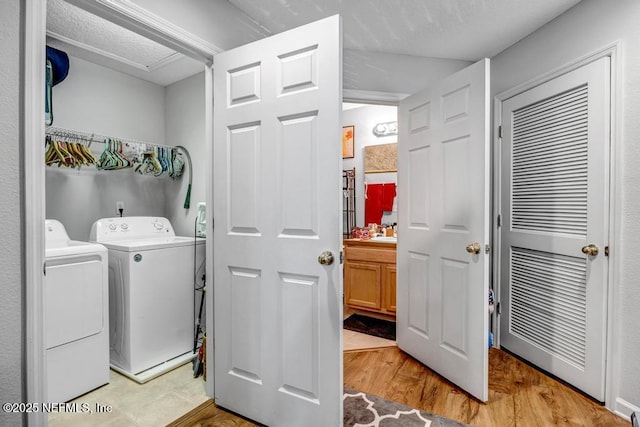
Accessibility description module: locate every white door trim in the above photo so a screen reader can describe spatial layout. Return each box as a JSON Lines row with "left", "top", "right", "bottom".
{"left": 343, "top": 88, "right": 407, "bottom": 106}
{"left": 24, "top": 2, "right": 47, "bottom": 426}
{"left": 25, "top": 2, "right": 216, "bottom": 425}
{"left": 64, "top": 0, "right": 221, "bottom": 63}
{"left": 204, "top": 62, "right": 215, "bottom": 399}
{"left": 492, "top": 42, "right": 622, "bottom": 414}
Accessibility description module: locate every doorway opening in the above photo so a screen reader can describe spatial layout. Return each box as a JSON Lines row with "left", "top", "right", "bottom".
{"left": 27, "top": 1, "right": 216, "bottom": 425}
{"left": 341, "top": 101, "right": 399, "bottom": 352}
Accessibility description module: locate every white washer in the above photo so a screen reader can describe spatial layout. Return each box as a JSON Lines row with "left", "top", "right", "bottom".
{"left": 90, "top": 216, "right": 205, "bottom": 383}
{"left": 44, "top": 219, "right": 109, "bottom": 403}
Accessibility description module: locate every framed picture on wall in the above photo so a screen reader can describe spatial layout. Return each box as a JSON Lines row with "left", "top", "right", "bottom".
{"left": 364, "top": 142, "right": 397, "bottom": 173}
{"left": 342, "top": 125, "right": 354, "bottom": 158}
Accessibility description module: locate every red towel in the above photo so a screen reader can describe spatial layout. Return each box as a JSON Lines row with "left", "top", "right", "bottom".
{"left": 365, "top": 184, "right": 384, "bottom": 226}
{"left": 382, "top": 183, "right": 396, "bottom": 211}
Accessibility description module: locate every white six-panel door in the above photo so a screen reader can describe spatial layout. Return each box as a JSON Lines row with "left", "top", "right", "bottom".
{"left": 397, "top": 59, "right": 490, "bottom": 402}
{"left": 213, "top": 16, "right": 343, "bottom": 426}
{"left": 499, "top": 57, "right": 610, "bottom": 401}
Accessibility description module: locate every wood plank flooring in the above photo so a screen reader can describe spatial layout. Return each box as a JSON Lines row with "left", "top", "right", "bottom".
{"left": 344, "top": 347, "right": 627, "bottom": 427}
{"left": 168, "top": 347, "right": 628, "bottom": 426}
{"left": 167, "top": 400, "right": 257, "bottom": 427}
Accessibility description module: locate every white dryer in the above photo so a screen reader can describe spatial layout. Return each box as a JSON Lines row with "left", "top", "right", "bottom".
{"left": 44, "top": 219, "right": 109, "bottom": 403}
{"left": 90, "top": 216, "right": 205, "bottom": 383}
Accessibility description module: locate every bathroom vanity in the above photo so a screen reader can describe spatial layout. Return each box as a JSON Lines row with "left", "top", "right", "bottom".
{"left": 343, "top": 238, "right": 396, "bottom": 318}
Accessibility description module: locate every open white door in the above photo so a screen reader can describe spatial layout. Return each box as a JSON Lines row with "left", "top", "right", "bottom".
{"left": 213, "top": 16, "right": 343, "bottom": 426}
{"left": 397, "top": 59, "right": 490, "bottom": 402}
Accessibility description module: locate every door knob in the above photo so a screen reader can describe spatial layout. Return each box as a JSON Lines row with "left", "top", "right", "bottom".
{"left": 581, "top": 244, "right": 599, "bottom": 257}
{"left": 466, "top": 242, "right": 481, "bottom": 255}
{"left": 317, "top": 250, "right": 334, "bottom": 265}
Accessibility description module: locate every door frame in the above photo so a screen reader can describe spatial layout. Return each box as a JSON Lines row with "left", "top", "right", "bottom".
{"left": 343, "top": 89, "right": 407, "bottom": 106}
{"left": 492, "top": 42, "right": 622, "bottom": 413}
{"left": 24, "top": 2, "right": 217, "bottom": 425}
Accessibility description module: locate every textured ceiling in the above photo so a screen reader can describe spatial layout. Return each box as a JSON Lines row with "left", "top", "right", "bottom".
{"left": 47, "top": 0, "right": 175, "bottom": 66}
{"left": 46, "top": 0, "right": 204, "bottom": 86}
{"left": 228, "top": 0, "right": 583, "bottom": 60}
{"left": 46, "top": 0, "right": 583, "bottom": 86}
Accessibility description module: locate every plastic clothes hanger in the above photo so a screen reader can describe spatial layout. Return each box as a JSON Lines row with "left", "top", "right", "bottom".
{"left": 45, "top": 138, "right": 75, "bottom": 167}
{"left": 116, "top": 140, "right": 132, "bottom": 169}
{"left": 97, "top": 139, "right": 119, "bottom": 170}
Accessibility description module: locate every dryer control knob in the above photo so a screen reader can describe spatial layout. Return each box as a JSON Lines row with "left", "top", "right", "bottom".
{"left": 121, "top": 223, "right": 129, "bottom": 230}
{"left": 108, "top": 224, "right": 117, "bottom": 231}
{"left": 153, "top": 221, "right": 164, "bottom": 231}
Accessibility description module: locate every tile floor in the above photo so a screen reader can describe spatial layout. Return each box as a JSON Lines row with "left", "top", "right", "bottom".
{"left": 48, "top": 362, "right": 209, "bottom": 427}
{"left": 47, "top": 327, "right": 393, "bottom": 426}
{"left": 343, "top": 328, "right": 396, "bottom": 351}
{"left": 342, "top": 310, "right": 396, "bottom": 351}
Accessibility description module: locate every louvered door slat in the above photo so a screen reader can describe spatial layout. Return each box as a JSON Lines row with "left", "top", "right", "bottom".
{"left": 509, "top": 248, "right": 587, "bottom": 368}
{"left": 512, "top": 87, "right": 586, "bottom": 121}
{"left": 511, "top": 84, "right": 588, "bottom": 236}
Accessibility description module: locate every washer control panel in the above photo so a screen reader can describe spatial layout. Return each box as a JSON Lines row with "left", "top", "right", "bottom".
{"left": 90, "top": 216, "right": 174, "bottom": 242}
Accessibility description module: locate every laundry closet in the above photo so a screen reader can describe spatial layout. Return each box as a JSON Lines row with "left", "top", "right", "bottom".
{"left": 43, "top": 0, "right": 208, "bottom": 421}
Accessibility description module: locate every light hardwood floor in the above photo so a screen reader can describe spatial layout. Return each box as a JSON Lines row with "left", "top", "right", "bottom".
{"left": 169, "top": 346, "right": 628, "bottom": 426}
{"left": 344, "top": 347, "right": 627, "bottom": 427}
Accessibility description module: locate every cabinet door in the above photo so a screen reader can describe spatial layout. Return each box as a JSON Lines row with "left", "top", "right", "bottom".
{"left": 345, "top": 262, "right": 381, "bottom": 310}
{"left": 383, "top": 264, "right": 397, "bottom": 313}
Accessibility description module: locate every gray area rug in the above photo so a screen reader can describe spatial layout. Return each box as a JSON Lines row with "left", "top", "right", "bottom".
{"left": 344, "top": 387, "right": 469, "bottom": 427}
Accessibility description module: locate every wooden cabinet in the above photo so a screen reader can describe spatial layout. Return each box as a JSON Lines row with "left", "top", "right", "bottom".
{"left": 343, "top": 239, "right": 396, "bottom": 318}
{"left": 383, "top": 264, "right": 396, "bottom": 313}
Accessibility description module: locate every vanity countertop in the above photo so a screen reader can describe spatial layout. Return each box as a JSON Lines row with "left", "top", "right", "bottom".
{"left": 343, "top": 237, "right": 397, "bottom": 248}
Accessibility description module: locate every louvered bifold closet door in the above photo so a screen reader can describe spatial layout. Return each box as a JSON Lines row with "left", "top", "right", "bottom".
{"left": 499, "top": 57, "right": 610, "bottom": 401}
{"left": 511, "top": 85, "right": 588, "bottom": 236}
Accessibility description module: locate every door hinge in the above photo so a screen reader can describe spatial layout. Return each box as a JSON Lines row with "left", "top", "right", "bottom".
{"left": 485, "top": 244, "right": 490, "bottom": 254}
{"left": 498, "top": 125, "right": 503, "bottom": 139}
{"left": 497, "top": 214, "right": 502, "bottom": 228}
{"left": 604, "top": 245, "right": 609, "bottom": 257}
{"left": 496, "top": 302, "right": 501, "bottom": 316}
{"left": 340, "top": 251, "right": 344, "bottom": 264}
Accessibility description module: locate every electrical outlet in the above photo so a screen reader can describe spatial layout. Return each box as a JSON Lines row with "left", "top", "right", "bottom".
{"left": 116, "top": 201, "right": 124, "bottom": 215}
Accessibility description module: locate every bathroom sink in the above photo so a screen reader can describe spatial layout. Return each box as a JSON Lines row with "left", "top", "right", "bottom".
{"left": 370, "top": 236, "right": 397, "bottom": 243}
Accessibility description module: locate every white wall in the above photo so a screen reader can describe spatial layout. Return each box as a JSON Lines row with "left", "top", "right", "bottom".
{"left": 0, "top": 1, "right": 24, "bottom": 425}
{"left": 343, "top": 104, "right": 398, "bottom": 228}
{"left": 46, "top": 56, "right": 168, "bottom": 240}
{"left": 164, "top": 72, "right": 206, "bottom": 237}
{"left": 491, "top": 0, "right": 640, "bottom": 416}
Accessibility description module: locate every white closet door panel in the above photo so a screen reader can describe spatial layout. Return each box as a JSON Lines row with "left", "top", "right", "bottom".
{"left": 500, "top": 57, "right": 610, "bottom": 401}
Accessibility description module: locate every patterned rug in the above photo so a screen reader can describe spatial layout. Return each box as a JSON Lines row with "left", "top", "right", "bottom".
{"left": 343, "top": 314, "right": 396, "bottom": 341}
{"left": 344, "top": 387, "right": 469, "bottom": 427}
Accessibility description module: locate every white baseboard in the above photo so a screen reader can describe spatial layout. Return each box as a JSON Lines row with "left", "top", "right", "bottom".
{"left": 614, "top": 397, "right": 639, "bottom": 420}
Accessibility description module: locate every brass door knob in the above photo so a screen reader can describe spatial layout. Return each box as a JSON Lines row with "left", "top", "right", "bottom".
{"left": 317, "top": 250, "right": 334, "bottom": 265}
{"left": 581, "top": 244, "right": 599, "bottom": 257}
{"left": 466, "top": 243, "right": 481, "bottom": 255}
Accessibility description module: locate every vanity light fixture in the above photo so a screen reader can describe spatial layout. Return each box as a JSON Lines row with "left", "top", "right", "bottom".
{"left": 372, "top": 121, "right": 398, "bottom": 137}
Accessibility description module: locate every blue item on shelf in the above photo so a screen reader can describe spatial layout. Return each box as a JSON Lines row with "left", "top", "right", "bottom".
{"left": 46, "top": 45, "right": 69, "bottom": 86}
